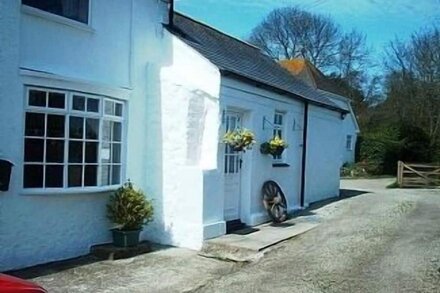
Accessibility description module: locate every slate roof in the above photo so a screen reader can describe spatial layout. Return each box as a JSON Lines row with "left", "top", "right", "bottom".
{"left": 169, "top": 13, "right": 347, "bottom": 113}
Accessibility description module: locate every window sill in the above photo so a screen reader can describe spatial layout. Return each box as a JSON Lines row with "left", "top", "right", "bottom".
{"left": 272, "top": 163, "right": 290, "bottom": 168}
{"left": 22, "top": 5, "right": 95, "bottom": 33}
{"left": 21, "top": 185, "right": 120, "bottom": 196}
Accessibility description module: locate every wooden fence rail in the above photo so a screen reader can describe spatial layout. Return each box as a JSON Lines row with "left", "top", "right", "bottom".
{"left": 397, "top": 161, "right": 440, "bottom": 188}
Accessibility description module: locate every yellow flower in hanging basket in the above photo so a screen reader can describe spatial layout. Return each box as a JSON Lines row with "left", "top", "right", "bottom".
{"left": 269, "top": 135, "right": 288, "bottom": 149}
{"left": 223, "top": 129, "right": 256, "bottom": 152}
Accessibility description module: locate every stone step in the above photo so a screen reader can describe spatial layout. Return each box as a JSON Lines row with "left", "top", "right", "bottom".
{"left": 200, "top": 220, "right": 318, "bottom": 262}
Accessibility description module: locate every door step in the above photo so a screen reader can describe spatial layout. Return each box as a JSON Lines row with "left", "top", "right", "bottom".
{"left": 226, "top": 220, "right": 247, "bottom": 234}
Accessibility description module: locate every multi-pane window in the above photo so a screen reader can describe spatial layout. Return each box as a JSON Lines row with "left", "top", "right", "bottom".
{"left": 22, "top": 0, "right": 90, "bottom": 24}
{"left": 23, "top": 88, "right": 124, "bottom": 190}
{"left": 273, "top": 112, "right": 285, "bottom": 161}
{"left": 346, "top": 135, "right": 353, "bottom": 151}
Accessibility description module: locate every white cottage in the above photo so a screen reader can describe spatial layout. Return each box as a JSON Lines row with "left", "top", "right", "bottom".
{"left": 0, "top": 1, "right": 348, "bottom": 272}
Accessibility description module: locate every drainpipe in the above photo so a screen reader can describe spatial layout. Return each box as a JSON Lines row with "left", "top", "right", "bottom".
{"left": 300, "top": 102, "right": 309, "bottom": 208}
{"left": 168, "top": 0, "right": 174, "bottom": 27}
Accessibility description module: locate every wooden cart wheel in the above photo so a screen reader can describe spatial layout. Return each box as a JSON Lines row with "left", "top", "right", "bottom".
{"left": 262, "top": 180, "right": 288, "bottom": 223}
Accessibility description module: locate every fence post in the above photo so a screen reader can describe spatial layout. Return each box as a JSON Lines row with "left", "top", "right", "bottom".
{"left": 397, "top": 161, "right": 403, "bottom": 187}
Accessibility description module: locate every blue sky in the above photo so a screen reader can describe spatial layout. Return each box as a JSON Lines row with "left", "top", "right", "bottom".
{"left": 176, "top": 0, "right": 440, "bottom": 60}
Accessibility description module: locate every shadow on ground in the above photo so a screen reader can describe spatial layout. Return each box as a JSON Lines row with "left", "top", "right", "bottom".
{"left": 6, "top": 243, "right": 171, "bottom": 280}
{"left": 293, "top": 189, "right": 370, "bottom": 217}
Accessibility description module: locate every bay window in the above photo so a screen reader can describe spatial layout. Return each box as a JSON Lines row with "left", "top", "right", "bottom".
{"left": 22, "top": 0, "right": 90, "bottom": 24}
{"left": 23, "top": 87, "right": 124, "bottom": 190}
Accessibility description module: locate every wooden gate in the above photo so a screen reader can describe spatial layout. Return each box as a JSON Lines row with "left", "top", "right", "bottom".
{"left": 397, "top": 161, "right": 440, "bottom": 188}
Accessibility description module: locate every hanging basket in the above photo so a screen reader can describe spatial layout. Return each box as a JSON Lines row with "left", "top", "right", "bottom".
{"left": 223, "top": 129, "right": 256, "bottom": 152}
{"left": 260, "top": 141, "right": 287, "bottom": 158}
{"left": 232, "top": 145, "right": 246, "bottom": 152}
{"left": 271, "top": 146, "right": 285, "bottom": 158}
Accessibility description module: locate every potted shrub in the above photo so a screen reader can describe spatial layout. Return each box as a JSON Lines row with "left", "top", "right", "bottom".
{"left": 107, "top": 181, "right": 154, "bottom": 247}
{"left": 260, "top": 136, "right": 289, "bottom": 158}
{"left": 223, "top": 128, "right": 256, "bottom": 152}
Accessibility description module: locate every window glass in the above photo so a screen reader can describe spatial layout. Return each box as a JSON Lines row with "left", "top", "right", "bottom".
{"left": 22, "top": 0, "right": 90, "bottom": 24}
{"left": 68, "top": 165, "right": 82, "bottom": 187}
{"left": 48, "top": 92, "right": 65, "bottom": 109}
{"left": 85, "top": 142, "right": 98, "bottom": 163}
{"left": 24, "top": 87, "right": 124, "bottom": 189}
{"left": 112, "top": 144, "right": 121, "bottom": 163}
{"left": 25, "top": 113, "right": 45, "bottom": 137}
{"left": 72, "top": 95, "right": 85, "bottom": 111}
{"left": 69, "top": 141, "right": 83, "bottom": 163}
{"left": 69, "top": 117, "right": 84, "bottom": 139}
{"left": 47, "top": 115, "right": 65, "bottom": 138}
{"left": 24, "top": 139, "right": 44, "bottom": 162}
{"left": 23, "top": 165, "right": 44, "bottom": 188}
{"left": 29, "top": 90, "right": 46, "bottom": 107}
{"left": 113, "top": 122, "right": 122, "bottom": 142}
{"left": 84, "top": 165, "right": 98, "bottom": 186}
{"left": 87, "top": 98, "right": 99, "bottom": 113}
{"left": 85, "top": 118, "right": 99, "bottom": 139}
{"left": 115, "top": 103, "right": 123, "bottom": 117}
{"left": 111, "top": 166, "right": 121, "bottom": 185}
{"left": 273, "top": 112, "right": 285, "bottom": 161}
{"left": 101, "top": 165, "right": 111, "bottom": 186}
{"left": 104, "top": 100, "right": 114, "bottom": 116}
{"left": 46, "top": 140, "right": 65, "bottom": 163}
{"left": 346, "top": 135, "right": 353, "bottom": 150}
{"left": 45, "top": 165, "right": 64, "bottom": 188}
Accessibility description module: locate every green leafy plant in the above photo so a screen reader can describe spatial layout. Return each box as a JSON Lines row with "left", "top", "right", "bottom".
{"left": 107, "top": 181, "right": 154, "bottom": 231}
{"left": 223, "top": 128, "right": 256, "bottom": 151}
{"left": 260, "top": 136, "right": 289, "bottom": 157}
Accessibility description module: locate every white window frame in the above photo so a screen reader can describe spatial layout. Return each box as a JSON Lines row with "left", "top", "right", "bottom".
{"left": 346, "top": 135, "right": 353, "bottom": 151}
{"left": 21, "top": 0, "right": 93, "bottom": 32}
{"left": 22, "top": 86, "right": 125, "bottom": 194}
{"left": 273, "top": 111, "right": 286, "bottom": 163}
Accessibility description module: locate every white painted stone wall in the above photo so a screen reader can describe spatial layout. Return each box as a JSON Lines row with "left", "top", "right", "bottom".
{"left": 305, "top": 105, "right": 343, "bottom": 204}
{"left": 323, "top": 91, "right": 359, "bottom": 165}
{"left": 0, "top": 0, "right": 171, "bottom": 271}
{"left": 154, "top": 33, "right": 221, "bottom": 249}
{"left": 202, "top": 77, "right": 306, "bottom": 237}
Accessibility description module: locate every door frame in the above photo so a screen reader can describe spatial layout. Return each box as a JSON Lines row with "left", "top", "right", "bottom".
{"left": 222, "top": 110, "right": 244, "bottom": 222}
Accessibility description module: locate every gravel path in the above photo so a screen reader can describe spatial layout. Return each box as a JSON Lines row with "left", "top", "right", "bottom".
{"left": 30, "top": 179, "right": 440, "bottom": 292}
{"left": 194, "top": 179, "right": 440, "bottom": 292}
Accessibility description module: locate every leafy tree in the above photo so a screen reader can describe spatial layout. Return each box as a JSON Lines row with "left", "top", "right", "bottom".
{"left": 383, "top": 27, "right": 440, "bottom": 151}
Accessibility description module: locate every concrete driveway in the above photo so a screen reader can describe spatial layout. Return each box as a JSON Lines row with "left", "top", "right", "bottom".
{"left": 28, "top": 178, "right": 440, "bottom": 292}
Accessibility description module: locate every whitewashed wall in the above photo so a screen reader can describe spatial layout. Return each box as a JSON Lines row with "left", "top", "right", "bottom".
{"left": 202, "top": 77, "right": 306, "bottom": 238}
{"left": 156, "top": 33, "right": 221, "bottom": 249}
{"left": 304, "top": 105, "right": 342, "bottom": 204}
{"left": 323, "top": 91, "right": 359, "bottom": 165}
{"left": 0, "top": 0, "right": 170, "bottom": 271}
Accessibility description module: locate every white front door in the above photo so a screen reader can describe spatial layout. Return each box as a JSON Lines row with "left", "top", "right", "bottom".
{"left": 223, "top": 112, "right": 242, "bottom": 221}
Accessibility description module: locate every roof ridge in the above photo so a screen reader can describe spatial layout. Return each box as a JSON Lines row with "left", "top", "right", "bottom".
{"left": 174, "top": 11, "right": 262, "bottom": 52}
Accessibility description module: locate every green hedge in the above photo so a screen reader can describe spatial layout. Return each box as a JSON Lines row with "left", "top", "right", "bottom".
{"left": 358, "top": 127, "right": 401, "bottom": 175}
{"left": 357, "top": 124, "right": 437, "bottom": 175}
